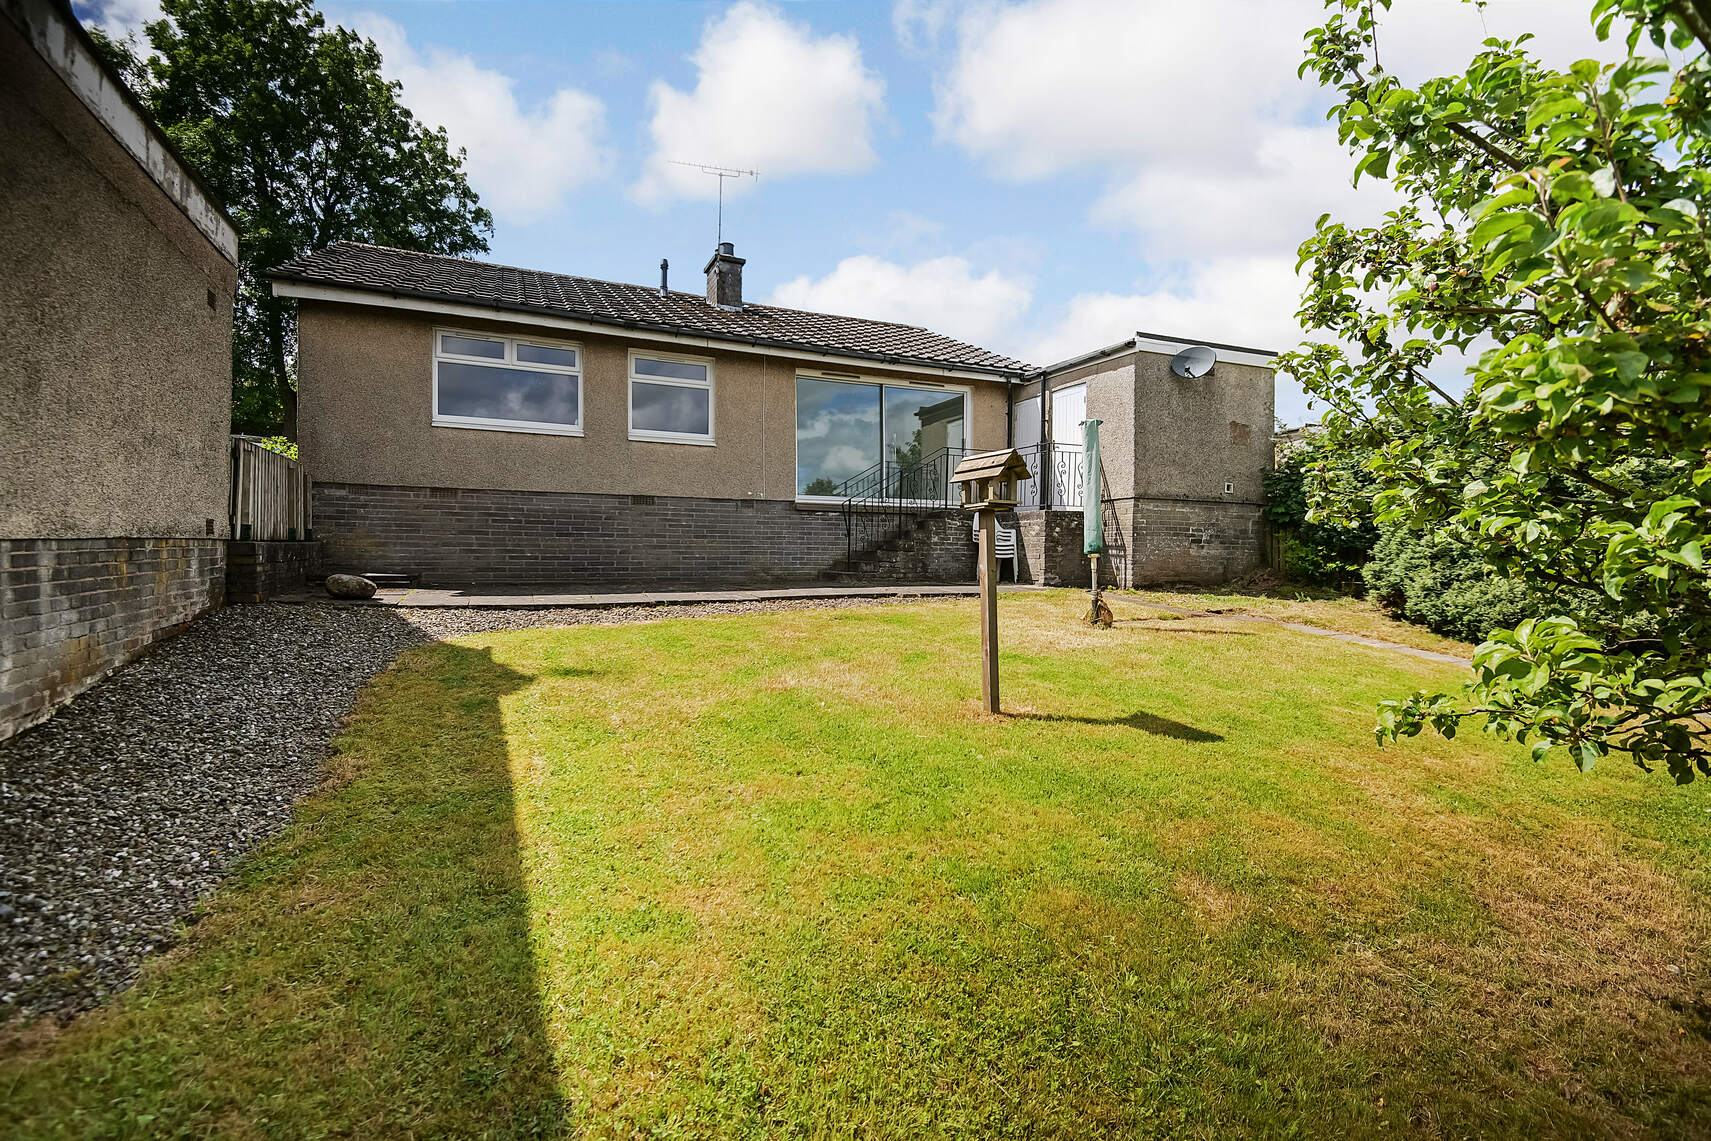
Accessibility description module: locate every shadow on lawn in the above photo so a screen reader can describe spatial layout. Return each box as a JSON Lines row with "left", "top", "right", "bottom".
{"left": 1009, "top": 709, "right": 1224, "bottom": 742}
{"left": 0, "top": 634, "right": 566, "bottom": 1137}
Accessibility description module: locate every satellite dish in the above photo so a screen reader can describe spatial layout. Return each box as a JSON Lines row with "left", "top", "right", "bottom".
{"left": 1170, "top": 345, "right": 1217, "bottom": 379}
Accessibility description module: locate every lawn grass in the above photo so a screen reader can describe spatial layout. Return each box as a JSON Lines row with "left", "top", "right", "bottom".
{"left": 3, "top": 590, "right": 1709, "bottom": 1138}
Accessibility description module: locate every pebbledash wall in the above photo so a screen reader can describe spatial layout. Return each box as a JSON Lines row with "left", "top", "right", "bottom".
{"left": 1010, "top": 342, "right": 1274, "bottom": 587}
{"left": 295, "top": 301, "right": 1009, "bottom": 586}
{"left": 0, "top": 0, "right": 238, "bottom": 740}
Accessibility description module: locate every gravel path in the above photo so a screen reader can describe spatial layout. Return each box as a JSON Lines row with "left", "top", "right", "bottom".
{"left": 1, "top": 594, "right": 954, "bottom": 1023}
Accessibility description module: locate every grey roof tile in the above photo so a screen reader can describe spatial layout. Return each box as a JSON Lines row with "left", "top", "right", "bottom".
{"left": 270, "top": 243, "right": 1032, "bottom": 374}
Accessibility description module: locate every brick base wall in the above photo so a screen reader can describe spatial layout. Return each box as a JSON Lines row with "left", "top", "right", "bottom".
{"left": 1, "top": 537, "right": 224, "bottom": 741}
{"left": 1013, "top": 500, "right": 1262, "bottom": 588}
{"left": 226, "top": 539, "right": 323, "bottom": 602}
{"left": 314, "top": 483, "right": 859, "bottom": 587}
{"left": 842, "top": 511, "right": 976, "bottom": 583}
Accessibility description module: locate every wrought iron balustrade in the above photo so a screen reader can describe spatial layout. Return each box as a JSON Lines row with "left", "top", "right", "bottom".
{"left": 1014, "top": 441, "right": 1085, "bottom": 510}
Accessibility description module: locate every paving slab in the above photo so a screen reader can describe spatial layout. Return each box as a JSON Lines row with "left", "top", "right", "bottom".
{"left": 367, "top": 583, "right": 984, "bottom": 610}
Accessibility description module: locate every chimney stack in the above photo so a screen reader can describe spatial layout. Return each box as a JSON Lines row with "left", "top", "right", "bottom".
{"left": 704, "top": 242, "right": 744, "bottom": 309}
{"left": 659, "top": 258, "right": 669, "bottom": 296}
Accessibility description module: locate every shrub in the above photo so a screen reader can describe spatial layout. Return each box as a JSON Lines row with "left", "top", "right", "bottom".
{"left": 1362, "top": 525, "right": 1543, "bottom": 643}
{"left": 1264, "top": 446, "right": 1378, "bottom": 589}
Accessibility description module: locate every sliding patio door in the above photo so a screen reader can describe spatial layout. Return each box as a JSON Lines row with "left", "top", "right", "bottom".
{"left": 796, "top": 377, "right": 967, "bottom": 499}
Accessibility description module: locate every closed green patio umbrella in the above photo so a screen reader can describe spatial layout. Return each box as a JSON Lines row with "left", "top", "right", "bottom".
{"left": 1083, "top": 418, "right": 1103, "bottom": 556}
{"left": 1083, "top": 419, "right": 1111, "bottom": 626}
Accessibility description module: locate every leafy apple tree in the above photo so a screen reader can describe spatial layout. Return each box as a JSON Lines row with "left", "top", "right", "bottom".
{"left": 1282, "top": 0, "right": 1711, "bottom": 781}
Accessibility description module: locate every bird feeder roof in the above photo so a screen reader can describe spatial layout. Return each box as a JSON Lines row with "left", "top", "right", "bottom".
{"left": 950, "top": 449, "right": 1033, "bottom": 485}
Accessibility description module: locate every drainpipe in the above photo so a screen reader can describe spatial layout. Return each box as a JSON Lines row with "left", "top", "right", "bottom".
{"left": 1005, "top": 378, "right": 1014, "bottom": 447}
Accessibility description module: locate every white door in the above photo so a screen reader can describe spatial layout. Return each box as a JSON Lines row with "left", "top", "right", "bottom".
{"left": 1013, "top": 395, "right": 1041, "bottom": 508}
{"left": 1050, "top": 384, "right": 1086, "bottom": 443}
{"left": 1048, "top": 384, "right": 1088, "bottom": 507}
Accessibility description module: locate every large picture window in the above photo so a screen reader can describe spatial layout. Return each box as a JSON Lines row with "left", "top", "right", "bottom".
{"left": 433, "top": 329, "right": 581, "bottom": 435}
{"left": 629, "top": 351, "right": 714, "bottom": 444}
{"left": 796, "top": 376, "right": 967, "bottom": 498}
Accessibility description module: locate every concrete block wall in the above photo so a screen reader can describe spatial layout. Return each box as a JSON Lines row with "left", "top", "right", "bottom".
{"left": 1013, "top": 511, "right": 1120, "bottom": 588}
{"left": 314, "top": 483, "right": 861, "bottom": 586}
{"left": 0, "top": 538, "right": 224, "bottom": 740}
{"left": 226, "top": 540, "right": 324, "bottom": 602}
{"left": 1013, "top": 502, "right": 1261, "bottom": 589}
{"left": 1124, "top": 500, "right": 1264, "bottom": 585}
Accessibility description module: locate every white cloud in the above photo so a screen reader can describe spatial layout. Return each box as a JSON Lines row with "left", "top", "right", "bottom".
{"left": 1092, "top": 124, "right": 1404, "bottom": 257}
{"left": 876, "top": 209, "right": 945, "bottom": 256}
{"left": 930, "top": 0, "right": 1325, "bottom": 180}
{"left": 1022, "top": 254, "right": 1495, "bottom": 425}
{"left": 1026, "top": 256, "right": 1304, "bottom": 366}
{"left": 931, "top": 0, "right": 1618, "bottom": 181}
{"left": 1022, "top": 255, "right": 1323, "bottom": 420}
{"left": 770, "top": 255, "right": 1032, "bottom": 349}
{"left": 78, "top": 0, "right": 162, "bottom": 38}
{"left": 350, "top": 14, "right": 609, "bottom": 224}
{"left": 919, "top": 0, "right": 1619, "bottom": 419}
{"left": 893, "top": 0, "right": 961, "bottom": 54}
{"left": 635, "top": 2, "right": 885, "bottom": 203}
{"left": 926, "top": 0, "right": 1622, "bottom": 248}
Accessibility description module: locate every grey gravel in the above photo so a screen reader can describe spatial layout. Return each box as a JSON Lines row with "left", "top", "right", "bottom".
{"left": 0, "top": 603, "right": 426, "bottom": 1023}
{"left": 0, "top": 593, "right": 956, "bottom": 1023}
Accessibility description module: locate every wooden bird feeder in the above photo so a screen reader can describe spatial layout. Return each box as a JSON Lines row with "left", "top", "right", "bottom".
{"left": 950, "top": 449, "right": 1033, "bottom": 713}
{"left": 950, "top": 449, "right": 1032, "bottom": 512}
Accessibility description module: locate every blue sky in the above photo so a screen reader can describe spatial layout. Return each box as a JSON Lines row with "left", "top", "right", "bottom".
{"left": 84, "top": 0, "right": 1618, "bottom": 424}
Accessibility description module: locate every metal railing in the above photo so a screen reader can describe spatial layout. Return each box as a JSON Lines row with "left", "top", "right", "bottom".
{"left": 230, "top": 435, "right": 311, "bottom": 541}
{"left": 1014, "top": 441, "right": 1086, "bottom": 510}
{"left": 839, "top": 446, "right": 971, "bottom": 569}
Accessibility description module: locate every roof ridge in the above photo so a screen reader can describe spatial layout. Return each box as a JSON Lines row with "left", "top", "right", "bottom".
{"left": 327, "top": 242, "right": 942, "bottom": 337}
{"left": 323, "top": 241, "right": 713, "bottom": 299}
{"left": 273, "top": 242, "right": 1035, "bottom": 373}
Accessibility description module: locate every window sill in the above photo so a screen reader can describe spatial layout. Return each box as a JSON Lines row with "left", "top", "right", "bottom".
{"left": 434, "top": 418, "right": 583, "bottom": 437}
{"left": 629, "top": 432, "right": 716, "bottom": 447}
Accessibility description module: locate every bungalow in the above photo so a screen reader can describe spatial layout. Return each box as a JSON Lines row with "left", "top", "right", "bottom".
{"left": 270, "top": 242, "right": 1274, "bottom": 588}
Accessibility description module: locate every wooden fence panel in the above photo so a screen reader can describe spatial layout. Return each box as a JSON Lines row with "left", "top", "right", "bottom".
{"left": 229, "top": 436, "right": 311, "bottom": 541}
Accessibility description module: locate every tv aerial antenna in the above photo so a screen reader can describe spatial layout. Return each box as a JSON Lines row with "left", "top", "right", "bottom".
{"left": 669, "top": 161, "right": 758, "bottom": 245}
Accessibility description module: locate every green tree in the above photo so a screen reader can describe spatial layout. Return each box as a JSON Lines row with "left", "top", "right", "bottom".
{"left": 1284, "top": 0, "right": 1711, "bottom": 781}
{"left": 93, "top": 0, "right": 492, "bottom": 437}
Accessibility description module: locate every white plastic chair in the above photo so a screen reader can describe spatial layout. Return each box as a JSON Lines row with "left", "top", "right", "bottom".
{"left": 971, "top": 515, "right": 1018, "bottom": 579}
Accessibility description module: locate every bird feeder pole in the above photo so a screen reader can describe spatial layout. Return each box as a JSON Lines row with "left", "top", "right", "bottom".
{"left": 976, "top": 508, "right": 999, "bottom": 711}
{"left": 950, "top": 449, "right": 1033, "bottom": 714}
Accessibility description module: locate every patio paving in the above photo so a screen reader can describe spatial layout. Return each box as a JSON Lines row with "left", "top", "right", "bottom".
{"left": 366, "top": 583, "right": 988, "bottom": 610}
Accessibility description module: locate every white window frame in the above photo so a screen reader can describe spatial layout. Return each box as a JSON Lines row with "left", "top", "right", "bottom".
{"left": 628, "top": 348, "right": 716, "bottom": 446}
{"left": 792, "top": 370, "right": 973, "bottom": 505}
{"left": 432, "top": 327, "right": 583, "bottom": 436}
